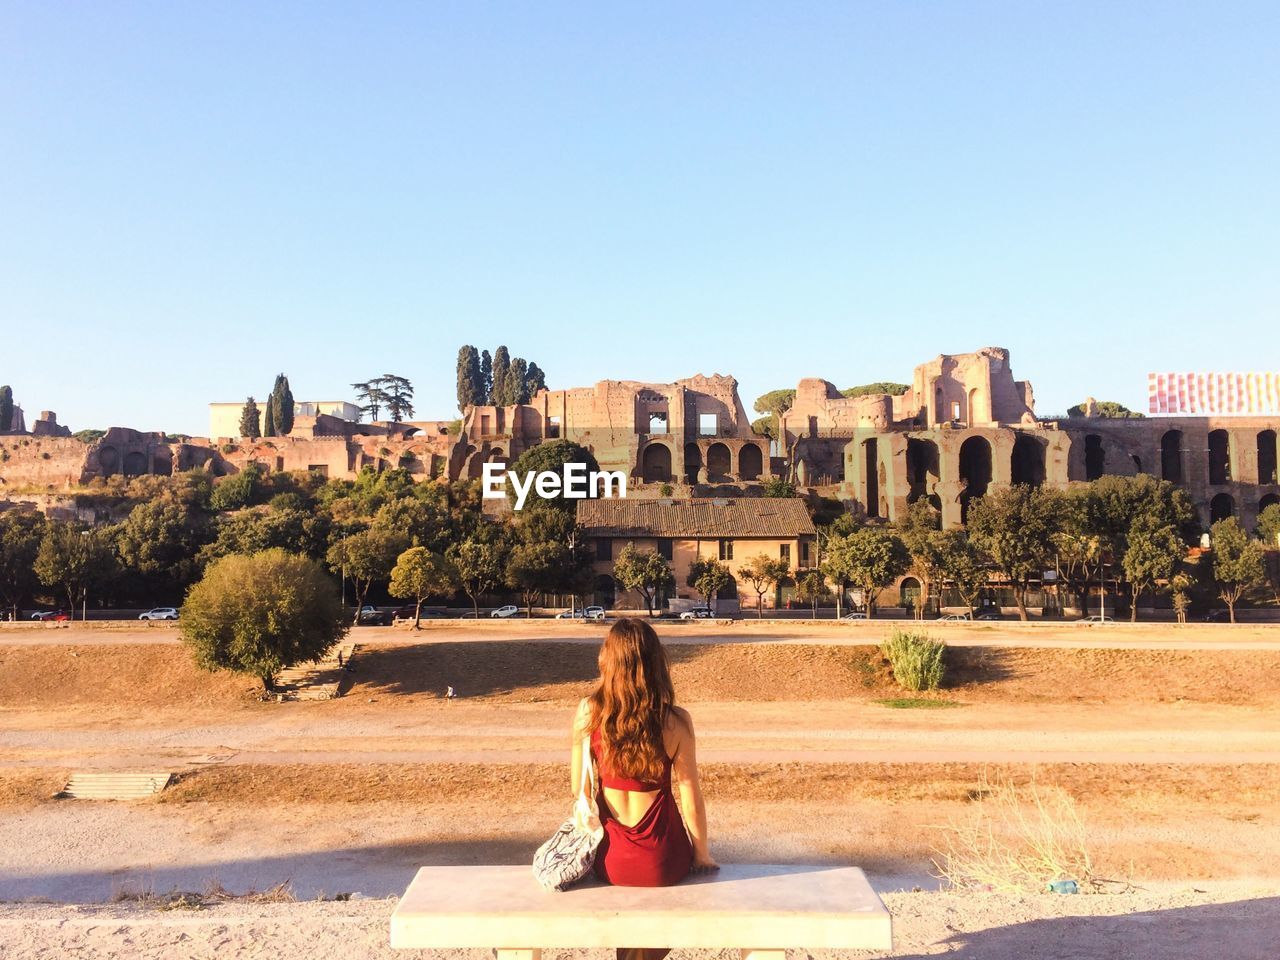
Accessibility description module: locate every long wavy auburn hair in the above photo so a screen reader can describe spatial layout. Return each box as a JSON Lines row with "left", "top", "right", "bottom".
{"left": 588, "top": 618, "right": 676, "bottom": 783}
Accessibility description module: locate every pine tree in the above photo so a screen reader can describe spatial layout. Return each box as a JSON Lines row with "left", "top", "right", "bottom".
{"left": 490, "top": 346, "right": 511, "bottom": 405}
{"left": 239, "top": 397, "right": 262, "bottom": 439}
{"left": 0, "top": 385, "right": 12, "bottom": 433}
{"left": 479, "top": 350, "right": 493, "bottom": 404}
{"left": 455, "top": 346, "right": 484, "bottom": 412}
{"left": 382, "top": 374, "right": 415, "bottom": 422}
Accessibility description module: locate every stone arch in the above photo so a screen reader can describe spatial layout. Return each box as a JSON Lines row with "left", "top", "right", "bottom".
{"left": 1011, "top": 434, "right": 1046, "bottom": 487}
{"left": 1210, "top": 493, "right": 1234, "bottom": 524}
{"left": 1260, "top": 493, "right": 1280, "bottom": 515}
{"left": 1084, "top": 434, "right": 1106, "bottom": 481}
{"left": 1258, "top": 430, "right": 1277, "bottom": 485}
{"left": 899, "top": 576, "right": 921, "bottom": 612}
{"left": 122, "top": 451, "right": 148, "bottom": 477}
{"left": 958, "top": 436, "right": 992, "bottom": 523}
{"left": 641, "top": 443, "right": 672, "bottom": 483}
{"left": 684, "top": 443, "right": 701, "bottom": 485}
{"left": 1161, "top": 430, "right": 1183, "bottom": 484}
{"left": 706, "top": 443, "right": 731, "bottom": 482}
{"left": 98, "top": 446, "right": 119, "bottom": 477}
{"left": 863, "top": 438, "right": 880, "bottom": 517}
{"left": 1208, "top": 429, "right": 1231, "bottom": 485}
{"left": 739, "top": 444, "right": 763, "bottom": 481}
{"left": 906, "top": 438, "right": 939, "bottom": 503}
{"left": 487, "top": 447, "right": 506, "bottom": 464}
{"left": 967, "top": 387, "right": 979, "bottom": 425}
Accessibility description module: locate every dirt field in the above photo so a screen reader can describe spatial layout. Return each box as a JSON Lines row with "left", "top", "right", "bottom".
{"left": 2, "top": 623, "right": 1279, "bottom": 957}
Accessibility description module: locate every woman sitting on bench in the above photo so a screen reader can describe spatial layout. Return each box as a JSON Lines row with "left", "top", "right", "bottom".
{"left": 572, "top": 618, "right": 719, "bottom": 960}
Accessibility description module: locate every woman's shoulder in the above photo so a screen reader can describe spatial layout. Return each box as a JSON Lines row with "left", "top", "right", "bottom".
{"left": 666, "top": 705, "right": 694, "bottom": 732}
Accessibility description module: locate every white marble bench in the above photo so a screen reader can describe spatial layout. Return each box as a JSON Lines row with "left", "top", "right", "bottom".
{"left": 390, "top": 864, "right": 893, "bottom": 957}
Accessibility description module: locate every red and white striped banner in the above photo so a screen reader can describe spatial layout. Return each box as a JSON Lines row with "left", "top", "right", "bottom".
{"left": 1148, "top": 373, "right": 1280, "bottom": 415}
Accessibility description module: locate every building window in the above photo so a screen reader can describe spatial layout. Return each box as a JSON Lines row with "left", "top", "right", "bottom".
{"left": 657, "top": 538, "right": 673, "bottom": 561}
{"left": 547, "top": 416, "right": 561, "bottom": 438}
{"left": 951, "top": 401, "right": 961, "bottom": 422}
{"left": 648, "top": 413, "right": 668, "bottom": 435}
{"left": 800, "top": 540, "right": 811, "bottom": 567}
{"left": 718, "top": 539, "right": 733, "bottom": 561}
{"left": 480, "top": 414, "right": 491, "bottom": 435}
{"left": 596, "top": 538, "right": 612, "bottom": 562}
{"left": 780, "top": 543, "right": 790, "bottom": 562}
{"left": 699, "top": 413, "right": 718, "bottom": 437}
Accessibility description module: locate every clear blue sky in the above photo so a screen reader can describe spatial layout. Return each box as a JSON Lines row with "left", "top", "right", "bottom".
{"left": 3, "top": 2, "right": 1277, "bottom": 435}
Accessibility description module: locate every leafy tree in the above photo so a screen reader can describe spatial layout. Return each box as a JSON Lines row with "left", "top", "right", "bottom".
{"left": 504, "top": 509, "right": 595, "bottom": 614}
{"left": 753, "top": 389, "right": 796, "bottom": 442}
{"left": 327, "top": 526, "right": 410, "bottom": 624}
{"left": 34, "top": 523, "right": 117, "bottom": 619}
{"left": 506, "top": 541, "right": 564, "bottom": 615}
{"left": 239, "top": 397, "right": 262, "bottom": 439}
{"left": 525, "top": 361, "right": 547, "bottom": 396}
{"left": 761, "top": 477, "right": 796, "bottom": 498}
{"left": 181, "top": 549, "right": 347, "bottom": 691}
{"left": 686, "top": 557, "right": 732, "bottom": 609}
{"left": 0, "top": 511, "right": 46, "bottom": 619}
{"left": 1170, "top": 572, "right": 1194, "bottom": 624}
{"left": 0, "top": 385, "right": 12, "bottom": 432}
{"left": 1122, "top": 519, "right": 1184, "bottom": 621}
{"left": 1257, "top": 502, "right": 1280, "bottom": 603}
{"left": 1052, "top": 486, "right": 1105, "bottom": 616}
{"left": 503, "top": 439, "right": 602, "bottom": 513}
{"left": 931, "top": 529, "right": 986, "bottom": 617}
{"left": 353, "top": 379, "right": 390, "bottom": 421}
{"left": 613, "top": 543, "right": 675, "bottom": 616}
{"left": 371, "top": 494, "right": 450, "bottom": 553}
{"left": 479, "top": 350, "right": 493, "bottom": 403}
{"left": 389, "top": 546, "right": 456, "bottom": 627}
{"left": 821, "top": 528, "right": 910, "bottom": 617}
{"left": 793, "top": 569, "right": 827, "bottom": 619}
{"left": 507, "top": 357, "right": 530, "bottom": 404}
{"left": 210, "top": 463, "right": 267, "bottom": 512}
{"left": 967, "top": 486, "right": 1061, "bottom": 621}
{"left": 1210, "top": 517, "right": 1265, "bottom": 623}
{"left": 202, "top": 503, "right": 330, "bottom": 565}
{"left": 895, "top": 500, "right": 941, "bottom": 618}
{"left": 490, "top": 346, "right": 511, "bottom": 405}
{"left": 739, "top": 554, "right": 789, "bottom": 618}
{"left": 449, "top": 531, "right": 509, "bottom": 617}
{"left": 115, "top": 500, "right": 209, "bottom": 597}
{"left": 73, "top": 429, "right": 107, "bottom": 444}
{"left": 750, "top": 415, "right": 776, "bottom": 439}
{"left": 840, "top": 382, "right": 909, "bottom": 398}
{"left": 1067, "top": 400, "right": 1144, "bottom": 419}
{"left": 381, "top": 374, "right": 415, "bottom": 421}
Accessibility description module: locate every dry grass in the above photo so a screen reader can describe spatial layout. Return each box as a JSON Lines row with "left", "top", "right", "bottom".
{"left": 0, "top": 768, "right": 70, "bottom": 804}
{"left": 111, "top": 877, "right": 295, "bottom": 909}
{"left": 931, "top": 770, "right": 1101, "bottom": 893}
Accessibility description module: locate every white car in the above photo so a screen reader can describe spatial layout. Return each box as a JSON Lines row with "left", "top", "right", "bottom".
{"left": 842, "top": 611, "right": 868, "bottom": 620}
{"left": 937, "top": 613, "right": 971, "bottom": 622}
{"left": 1080, "top": 614, "right": 1115, "bottom": 623}
{"left": 556, "top": 606, "right": 607, "bottom": 620}
{"left": 490, "top": 605, "right": 520, "bottom": 618}
{"left": 139, "top": 607, "right": 179, "bottom": 621}
{"left": 679, "top": 608, "right": 713, "bottom": 620}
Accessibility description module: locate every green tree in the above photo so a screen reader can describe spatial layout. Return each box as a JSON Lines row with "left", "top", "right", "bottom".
{"left": 1210, "top": 517, "right": 1265, "bottom": 623}
{"left": 34, "top": 523, "right": 117, "bottom": 620}
{"left": 1052, "top": 486, "right": 1104, "bottom": 616}
{"left": 210, "top": 463, "right": 267, "bottom": 512}
{"left": 967, "top": 486, "right": 1061, "bottom": 621}
{"left": 503, "top": 439, "right": 603, "bottom": 513}
{"left": 822, "top": 528, "right": 910, "bottom": 617}
{"left": 504, "top": 509, "right": 595, "bottom": 614}
{"left": 895, "top": 500, "right": 942, "bottom": 618}
{"left": 380, "top": 374, "right": 415, "bottom": 421}
{"left": 353, "top": 379, "right": 390, "bottom": 421}
{"left": 449, "top": 532, "right": 509, "bottom": 617}
{"left": 327, "top": 526, "right": 410, "bottom": 624}
{"left": 479, "top": 350, "right": 493, "bottom": 403}
{"left": 1170, "top": 572, "right": 1194, "bottom": 624}
{"left": 239, "top": 397, "right": 262, "bottom": 439}
{"left": 840, "top": 382, "right": 909, "bottom": 398}
{"left": 115, "top": 500, "right": 209, "bottom": 597}
{"left": 525, "top": 361, "right": 547, "bottom": 396}
{"left": 614, "top": 543, "right": 676, "bottom": 616}
{"left": 0, "top": 385, "right": 12, "bottom": 432}
{"left": 507, "top": 356, "right": 530, "bottom": 404}
{"left": 268, "top": 373, "right": 295, "bottom": 435}
{"left": 739, "top": 554, "right": 789, "bottom": 618}
{"left": 389, "top": 546, "right": 456, "bottom": 627}
{"left": 761, "top": 477, "right": 796, "bottom": 498}
{"left": 1258, "top": 502, "right": 1280, "bottom": 604}
{"left": 686, "top": 557, "right": 733, "bottom": 610}
{"left": 1122, "top": 519, "right": 1184, "bottom": 621}
{"left": 0, "top": 511, "right": 46, "bottom": 619}
{"left": 793, "top": 569, "right": 827, "bottom": 619}
{"left": 1067, "top": 400, "right": 1144, "bottom": 418}
{"left": 490, "top": 346, "right": 511, "bottom": 405}
{"left": 263, "top": 385, "right": 277, "bottom": 437}
{"left": 181, "top": 549, "right": 347, "bottom": 690}
{"left": 931, "top": 529, "right": 987, "bottom": 617}
{"left": 753, "top": 389, "right": 796, "bottom": 443}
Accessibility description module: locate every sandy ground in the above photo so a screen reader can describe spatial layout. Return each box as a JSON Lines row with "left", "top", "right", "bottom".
{"left": 2, "top": 886, "right": 1279, "bottom": 959}
{"left": 3, "top": 626, "right": 1280, "bottom": 957}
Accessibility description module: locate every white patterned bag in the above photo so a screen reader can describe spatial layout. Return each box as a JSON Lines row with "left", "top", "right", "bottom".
{"left": 532, "top": 736, "right": 604, "bottom": 891}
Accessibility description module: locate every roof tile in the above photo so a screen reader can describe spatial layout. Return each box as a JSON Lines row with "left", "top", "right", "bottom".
{"left": 576, "top": 497, "right": 815, "bottom": 539}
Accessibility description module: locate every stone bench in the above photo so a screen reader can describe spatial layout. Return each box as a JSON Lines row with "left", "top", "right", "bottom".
{"left": 390, "top": 864, "right": 893, "bottom": 956}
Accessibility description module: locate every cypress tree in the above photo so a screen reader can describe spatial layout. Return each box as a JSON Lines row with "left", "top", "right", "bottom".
{"left": 507, "top": 357, "right": 529, "bottom": 404}
{"left": 276, "top": 374, "right": 294, "bottom": 435}
{"left": 479, "top": 350, "right": 492, "bottom": 404}
{"left": 490, "top": 346, "right": 511, "bottom": 405}
{"left": 0, "top": 385, "right": 12, "bottom": 433}
{"left": 263, "top": 389, "right": 277, "bottom": 437}
{"left": 239, "top": 397, "right": 262, "bottom": 439}
{"left": 456, "top": 346, "right": 483, "bottom": 412}
{"left": 525, "top": 362, "right": 547, "bottom": 397}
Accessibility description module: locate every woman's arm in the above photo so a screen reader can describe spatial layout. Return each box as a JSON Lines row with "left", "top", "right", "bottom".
{"left": 570, "top": 697, "right": 591, "bottom": 796}
{"left": 670, "top": 709, "right": 718, "bottom": 872}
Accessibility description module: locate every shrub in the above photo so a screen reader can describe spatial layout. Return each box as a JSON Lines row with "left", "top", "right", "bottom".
{"left": 880, "top": 628, "right": 945, "bottom": 691}
{"left": 659, "top": 483, "right": 674, "bottom": 498}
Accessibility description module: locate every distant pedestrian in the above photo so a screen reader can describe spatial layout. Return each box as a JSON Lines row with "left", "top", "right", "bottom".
{"left": 337, "top": 650, "right": 344, "bottom": 667}
{"left": 446, "top": 685, "right": 456, "bottom": 700}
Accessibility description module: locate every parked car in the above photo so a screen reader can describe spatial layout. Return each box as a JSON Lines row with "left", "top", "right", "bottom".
{"left": 490, "top": 604, "right": 520, "bottom": 619}
{"left": 975, "top": 612, "right": 1003, "bottom": 621}
{"left": 357, "top": 604, "right": 389, "bottom": 626}
{"left": 679, "top": 607, "right": 713, "bottom": 620}
{"left": 139, "top": 607, "right": 179, "bottom": 621}
{"left": 557, "top": 606, "right": 607, "bottom": 621}
{"left": 1079, "top": 614, "right": 1115, "bottom": 623}
{"left": 841, "top": 611, "right": 868, "bottom": 620}
{"left": 31, "top": 609, "right": 71, "bottom": 622}
{"left": 391, "top": 605, "right": 444, "bottom": 622}
{"left": 937, "top": 613, "right": 971, "bottom": 622}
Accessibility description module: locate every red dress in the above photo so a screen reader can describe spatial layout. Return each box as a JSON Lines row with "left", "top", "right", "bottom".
{"left": 590, "top": 727, "right": 693, "bottom": 887}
